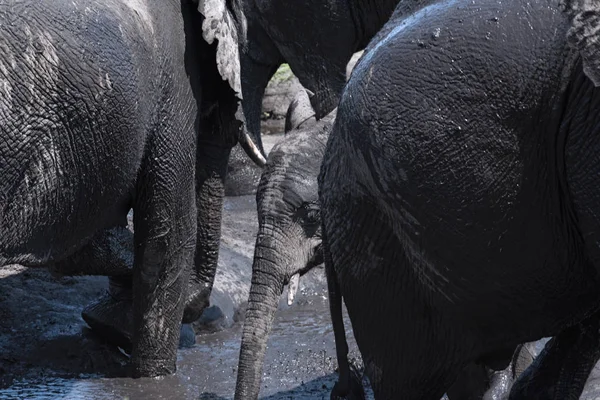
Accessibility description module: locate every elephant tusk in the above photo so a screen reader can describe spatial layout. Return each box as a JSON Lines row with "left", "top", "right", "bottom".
{"left": 287, "top": 273, "right": 300, "bottom": 306}
{"left": 239, "top": 129, "right": 267, "bottom": 168}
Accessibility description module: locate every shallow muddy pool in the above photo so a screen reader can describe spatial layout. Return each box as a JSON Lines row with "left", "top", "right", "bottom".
{"left": 0, "top": 194, "right": 369, "bottom": 400}
{"left": 2, "top": 296, "right": 367, "bottom": 400}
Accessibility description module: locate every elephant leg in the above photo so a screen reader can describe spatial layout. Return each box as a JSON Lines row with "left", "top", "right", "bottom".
{"left": 182, "top": 143, "right": 231, "bottom": 324}
{"left": 446, "top": 362, "right": 491, "bottom": 400}
{"left": 240, "top": 51, "right": 281, "bottom": 156}
{"left": 509, "top": 311, "right": 600, "bottom": 400}
{"left": 51, "top": 224, "right": 138, "bottom": 351}
{"left": 446, "top": 345, "right": 526, "bottom": 400}
{"left": 82, "top": 276, "right": 196, "bottom": 352}
{"left": 52, "top": 222, "right": 194, "bottom": 351}
{"left": 129, "top": 137, "right": 196, "bottom": 377}
{"left": 82, "top": 275, "right": 133, "bottom": 351}
{"left": 324, "top": 232, "right": 365, "bottom": 400}
{"left": 80, "top": 145, "right": 233, "bottom": 346}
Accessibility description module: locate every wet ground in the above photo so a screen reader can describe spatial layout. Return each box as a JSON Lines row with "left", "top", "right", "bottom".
{"left": 0, "top": 192, "right": 368, "bottom": 400}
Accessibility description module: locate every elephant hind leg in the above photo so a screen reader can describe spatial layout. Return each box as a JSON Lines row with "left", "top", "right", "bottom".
{"left": 509, "top": 311, "right": 600, "bottom": 400}
{"left": 323, "top": 205, "right": 467, "bottom": 399}
{"left": 128, "top": 128, "right": 197, "bottom": 377}
{"left": 324, "top": 232, "right": 365, "bottom": 400}
{"left": 82, "top": 276, "right": 134, "bottom": 351}
{"left": 446, "top": 362, "right": 491, "bottom": 400}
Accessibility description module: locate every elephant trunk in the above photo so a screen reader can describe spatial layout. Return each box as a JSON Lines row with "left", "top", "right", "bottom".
{"left": 235, "top": 238, "right": 285, "bottom": 400}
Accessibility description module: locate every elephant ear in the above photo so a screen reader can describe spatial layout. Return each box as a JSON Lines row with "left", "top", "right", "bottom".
{"left": 564, "top": 0, "right": 600, "bottom": 86}
{"left": 197, "top": 0, "right": 247, "bottom": 99}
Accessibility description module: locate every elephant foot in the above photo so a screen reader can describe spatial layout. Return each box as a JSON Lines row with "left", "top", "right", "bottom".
{"left": 330, "top": 364, "right": 366, "bottom": 400}
{"left": 82, "top": 277, "right": 195, "bottom": 352}
{"left": 82, "top": 276, "right": 134, "bottom": 352}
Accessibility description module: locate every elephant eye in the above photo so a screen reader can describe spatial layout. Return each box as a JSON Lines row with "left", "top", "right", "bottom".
{"left": 297, "top": 202, "right": 320, "bottom": 225}
{"left": 305, "top": 208, "right": 320, "bottom": 223}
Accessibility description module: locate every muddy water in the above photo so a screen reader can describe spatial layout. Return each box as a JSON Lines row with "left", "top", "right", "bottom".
{"left": 0, "top": 190, "right": 371, "bottom": 399}
{"left": 3, "top": 296, "right": 366, "bottom": 400}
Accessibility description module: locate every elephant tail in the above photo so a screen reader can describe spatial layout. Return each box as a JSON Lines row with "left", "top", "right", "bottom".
{"left": 324, "top": 232, "right": 365, "bottom": 400}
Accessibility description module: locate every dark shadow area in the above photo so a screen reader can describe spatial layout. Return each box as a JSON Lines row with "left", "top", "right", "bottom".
{"left": 0, "top": 267, "right": 128, "bottom": 390}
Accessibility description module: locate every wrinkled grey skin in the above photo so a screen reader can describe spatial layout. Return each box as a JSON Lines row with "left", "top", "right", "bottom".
{"left": 234, "top": 90, "right": 328, "bottom": 400}
{"left": 50, "top": 0, "right": 265, "bottom": 354}
{"left": 239, "top": 0, "right": 441, "bottom": 160}
{"left": 319, "top": 0, "right": 600, "bottom": 398}
{"left": 233, "top": 91, "right": 533, "bottom": 400}
{"left": 0, "top": 0, "right": 251, "bottom": 377}
{"left": 224, "top": 82, "right": 317, "bottom": 198}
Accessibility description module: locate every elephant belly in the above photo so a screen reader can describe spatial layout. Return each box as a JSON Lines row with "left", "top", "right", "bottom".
{"left": 0, "top": 119, "right": 143, "bottom": 267}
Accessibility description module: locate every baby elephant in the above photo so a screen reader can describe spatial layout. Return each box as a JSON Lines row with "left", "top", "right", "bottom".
{"left": 235, "top": 90, "right": 332, "bottom": 400}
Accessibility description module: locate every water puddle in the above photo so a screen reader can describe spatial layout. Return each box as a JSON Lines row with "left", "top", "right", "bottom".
{"left": 2, "top": 295, "right": 368, "bottom": 400}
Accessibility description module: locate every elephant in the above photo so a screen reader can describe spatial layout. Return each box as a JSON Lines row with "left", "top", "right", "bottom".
{"left": 0, "top": 0, "right": 258, "bottom": 377}
{"left": 234, "top": 90, "right": 330, "bottom": 399}
{"left": 233, "top": 90, "right": 537, "bottom": 399}
{"left": 238, "top": 0, "right": 443, "bottom": 160}
{"left": 318, "top": 0, "right": 600, "bottom": 398}
{"left": 44, "top": 0, "right": 267, "bottom": 352}
{"left": 225, "top": 0, "right": 408, "bottom": 197}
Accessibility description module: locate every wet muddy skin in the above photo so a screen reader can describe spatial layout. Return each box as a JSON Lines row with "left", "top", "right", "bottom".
{"left": 2, "top": 133, "right": 600, "bottom": 399}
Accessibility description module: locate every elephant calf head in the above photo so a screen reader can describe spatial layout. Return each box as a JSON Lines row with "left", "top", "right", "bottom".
{"left": 234, "top": 90, "right": 335, "bottom": 400}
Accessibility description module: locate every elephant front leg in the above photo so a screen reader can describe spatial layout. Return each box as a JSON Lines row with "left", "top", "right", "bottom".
{"left": 129, "top": 138, "right": 197, "bottom": 378}
{"left": 509, "top": 312, "right": 600, "bottom": 400}
{"left": 182, "top": 143, "right": 231, "bottom": 324}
